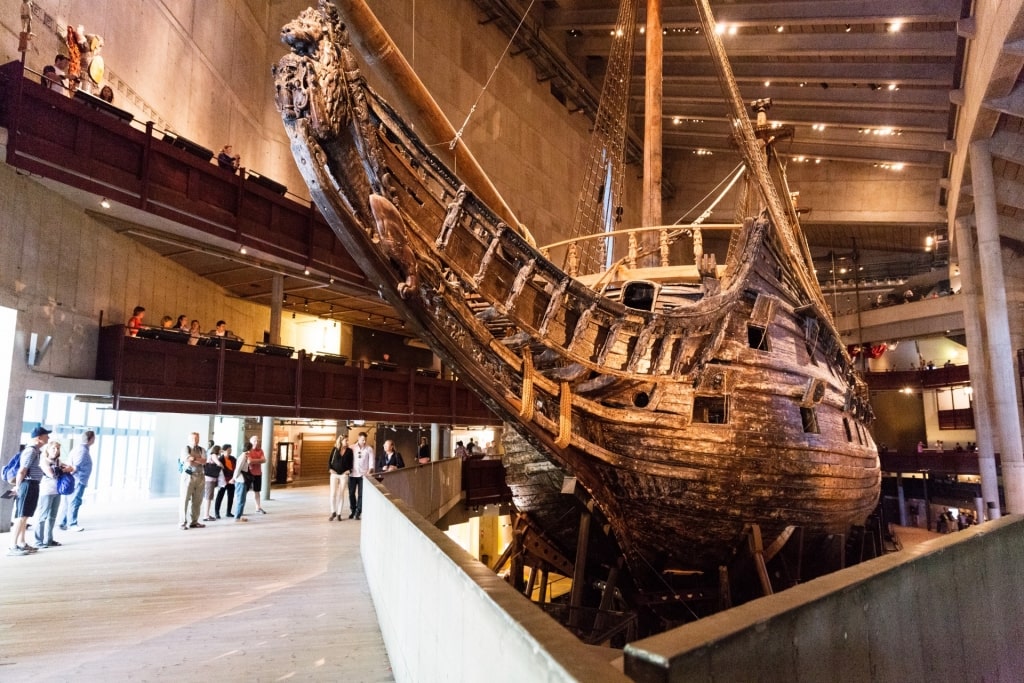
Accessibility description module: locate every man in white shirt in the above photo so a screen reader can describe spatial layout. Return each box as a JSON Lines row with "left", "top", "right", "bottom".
{"left": 348, "top": 432, "right": 374, "bottom": 520}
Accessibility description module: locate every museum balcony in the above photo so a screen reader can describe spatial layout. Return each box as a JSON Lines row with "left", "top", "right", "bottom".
{"left": 96, "top": 324, "right": 501, "bottom": 424}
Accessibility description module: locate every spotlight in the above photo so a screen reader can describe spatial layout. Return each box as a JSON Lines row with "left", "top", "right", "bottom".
{"left": 304, "top": 267, "right": 310, "bottom": 275}
{"left": 239, "top": 246, "right": 247, "bottom": 254}
{"left": 100, "top": 198, "right": 111, "bottom": 209}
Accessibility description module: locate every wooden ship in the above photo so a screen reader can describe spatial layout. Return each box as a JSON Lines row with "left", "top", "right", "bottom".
{"left": 274, "top": 0, "right": 881, "bottom": 608}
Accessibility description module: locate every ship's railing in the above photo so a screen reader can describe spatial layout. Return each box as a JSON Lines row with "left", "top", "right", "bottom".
{"left": 537, "top": 223, "right": 741, "bottom": 280}
{"left": 97, "top": 324, "right": 500, "bottom": 423}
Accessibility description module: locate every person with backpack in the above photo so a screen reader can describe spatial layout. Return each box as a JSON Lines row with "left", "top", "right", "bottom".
{"left": 9, "top": 425, "right": 51, "bottom": 556}
{"left": 34, "top": 440, "right": 69, "bottom": 548}
{"left": 58, "top": 430, "right": 95, "bottom": 532}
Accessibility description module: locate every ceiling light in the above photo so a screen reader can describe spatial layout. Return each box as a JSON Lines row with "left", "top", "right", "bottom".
{"left": 239, "top": 246, "right": 247, "bottom": 254}
{"left": 672, "top": 116, "right": 681, "bottom": 125}
{"left": 304, "top": 267, "right": 310, "bottom": 275}
{"left": 100, "top": 198, "right": 111, "bottom": 209}
{"left": 812, "top": 123, "right": 825, "bottom": 131}
{"left": 888, "top": 83, "right": 899, "bottom": 91}
{"left": 888, "top": 21, "right": 902, "bottom": 33}
{"left": 775, "top": 25, "right": 784, "bottom": 33}
{"left": 764, "top": 80, "right": 771, "bottom": 87}
{"left": 329, "top": 277, "right": 335, "bottom": 284}
{"left": 845, "top": 24, "right": 852, "bottom": 33}
{"left": 728, "top": 25, "right": 737, "bottom": 36}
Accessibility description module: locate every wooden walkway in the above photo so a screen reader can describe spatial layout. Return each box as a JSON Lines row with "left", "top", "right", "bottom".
{"left": 0, "top": 484, "right": 393, "bottom": 681}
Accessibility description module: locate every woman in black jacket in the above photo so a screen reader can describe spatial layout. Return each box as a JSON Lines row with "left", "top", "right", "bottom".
{"left": 328, "top": 436, "right": 353, "bottom": 521}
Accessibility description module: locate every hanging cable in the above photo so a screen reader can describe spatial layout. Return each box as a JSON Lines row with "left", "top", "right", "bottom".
{"left": 450, "top": 0, "right": 538, "bottom": 150}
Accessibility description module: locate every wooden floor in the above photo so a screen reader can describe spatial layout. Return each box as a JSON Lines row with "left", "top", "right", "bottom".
{"left": 0, "top": 484, "right": 394, "bottom": 682}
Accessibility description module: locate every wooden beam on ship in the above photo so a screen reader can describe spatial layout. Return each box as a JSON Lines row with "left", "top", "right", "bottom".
{"left": 747, "top": 524, "right": 774, "bottom": 597}
{"left": 568, "top": 500, "right": 594, "bottom": 628}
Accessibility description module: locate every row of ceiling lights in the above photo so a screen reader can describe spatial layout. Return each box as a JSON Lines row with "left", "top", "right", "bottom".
{"left": 590, "top": 20, "right": 905, "bottom": 38}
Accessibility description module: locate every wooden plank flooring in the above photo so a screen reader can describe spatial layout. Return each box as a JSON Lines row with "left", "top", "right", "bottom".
{"left": 0, "top": 484, "right": 393, "bottom": 682}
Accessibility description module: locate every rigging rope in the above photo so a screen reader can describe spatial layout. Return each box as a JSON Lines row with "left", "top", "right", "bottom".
{"left": 449, "top": 0, "right": 538, "bottom": 150}
{"left": 564, "top": 0, "right": 642, "bottom": 275}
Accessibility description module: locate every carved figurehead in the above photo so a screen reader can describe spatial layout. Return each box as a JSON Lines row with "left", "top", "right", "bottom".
{"left": 274, "top": 1, "right": 348, "bottom": 139}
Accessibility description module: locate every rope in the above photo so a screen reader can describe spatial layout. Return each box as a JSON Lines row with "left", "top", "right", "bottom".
{"left": 670, "top": 162, "right": 745, "bottom": 226}
{"left": 555, "top": 381, "right": 572, "bottom": 448}
{"left": 519, "top": 350, "right": 535, "bottom": 421}
{"left": 450, "top": 0, "right": 538, "bottom": 150}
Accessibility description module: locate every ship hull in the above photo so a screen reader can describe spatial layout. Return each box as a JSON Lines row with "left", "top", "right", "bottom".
{"left": 275, "top": 1, "right": 880, "bottom": 587}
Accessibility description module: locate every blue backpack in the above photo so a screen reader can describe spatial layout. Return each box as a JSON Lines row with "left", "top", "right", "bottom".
{"left": 3, "top": 452, "right": 21, "bottom": 485}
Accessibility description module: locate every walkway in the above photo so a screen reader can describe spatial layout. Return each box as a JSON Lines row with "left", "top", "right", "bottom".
{"left": 0, "top": 485, "right": 393, "bottom": 682}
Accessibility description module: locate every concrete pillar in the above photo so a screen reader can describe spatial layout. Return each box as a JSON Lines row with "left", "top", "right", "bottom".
{"left": 430, "top": 423, "right": 441, "bottom": 461}
{"left": 270, "top": 274, "right": 283, "bottom": 345}
{"left": 954, "top": 217, "right": 1001, "bottom": 519}
{"left": 261, "top": 417, "right": 274, "bottom": 501}
{"left": 970, "top": 141, "right": 1024, "bottom": 514}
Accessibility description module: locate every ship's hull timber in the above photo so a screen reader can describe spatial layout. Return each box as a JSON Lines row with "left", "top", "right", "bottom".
{"left": 275, "top": 1, "right": 880, "bottom": 589}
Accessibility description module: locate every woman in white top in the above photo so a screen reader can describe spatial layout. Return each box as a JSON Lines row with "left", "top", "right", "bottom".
{"left": 34, "top": 441, "right": 66, "bottom": 548}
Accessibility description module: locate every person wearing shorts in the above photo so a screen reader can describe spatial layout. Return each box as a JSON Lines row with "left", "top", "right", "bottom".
{"left": 9, "top": 425, "right": 51, "bottom": 555}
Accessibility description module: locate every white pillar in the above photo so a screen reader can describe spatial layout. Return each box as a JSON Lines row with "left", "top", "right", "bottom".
{"left": 954, "top": 217, "right": 1001, "bottom": 519}
{"left": 261, "top": 417, "right": 274, "bottom": 500}
{"left": 970, "top": 140, "right": 1024, "bottom": 514}
{"left": 430, "top": 423, "right": 441, "bottom": 461}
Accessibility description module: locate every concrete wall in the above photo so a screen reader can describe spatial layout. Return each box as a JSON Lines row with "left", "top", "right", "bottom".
{"left": 376, "top": 457, "right": 462, "bottom": 523}
{"left": 623, "top": 516, "right": 1024, "bottom": 682}
{"left": 0, "top": 161, "right": 275, "bottom": 523}
{"left": 360, "top": 480, "right": 630, "bottom": 683}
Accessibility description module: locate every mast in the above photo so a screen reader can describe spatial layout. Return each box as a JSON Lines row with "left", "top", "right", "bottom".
{"left": 640, "top": 0, "right": 663, "bottom": 268}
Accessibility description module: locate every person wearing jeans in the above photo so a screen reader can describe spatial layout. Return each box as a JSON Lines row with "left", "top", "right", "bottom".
{"left": 59, "top": 430, "right": 94, "bottom": 531}
{"left": 348, "top": 432, "right": 374, "bottom": 520}
{"left": 230, "top": 448, "right": 250, "bottom": 522}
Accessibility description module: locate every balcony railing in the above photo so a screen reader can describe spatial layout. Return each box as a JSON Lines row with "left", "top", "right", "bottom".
{"left": 97, "top": 325, "right": 500, "bottom": 424}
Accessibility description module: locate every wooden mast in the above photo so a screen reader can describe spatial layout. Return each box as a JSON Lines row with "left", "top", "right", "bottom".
{"left": 640, "top": 0, "right": 663, "bottom": 267}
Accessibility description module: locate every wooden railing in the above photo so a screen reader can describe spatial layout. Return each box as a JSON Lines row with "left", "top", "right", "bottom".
{"left": 860, "top": 364, "right": 971, "bottom": 391}
{"left": 879, "top": 450, "right": 997, "bottom": 476}
{"left": 0, "top": 60, "right": 369, "bottom": 293}
{"left": 97, "top": 325, "right": 501, "bottom": 424}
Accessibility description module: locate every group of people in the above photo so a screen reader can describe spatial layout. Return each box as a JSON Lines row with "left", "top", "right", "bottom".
{"left": 41, "top": 53, "right": 114, "bottom": 102}
{"left": 327, "top": 433, "right": 420, "bottom": 521}
{"left": 7, "top": 426, "right": 94, "bottom": 557}
{"left": 127, "top": 306, "right": 240, "bottom": 345}
{"left": 179, "top": 433, "right": 267, "bottom": 528}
